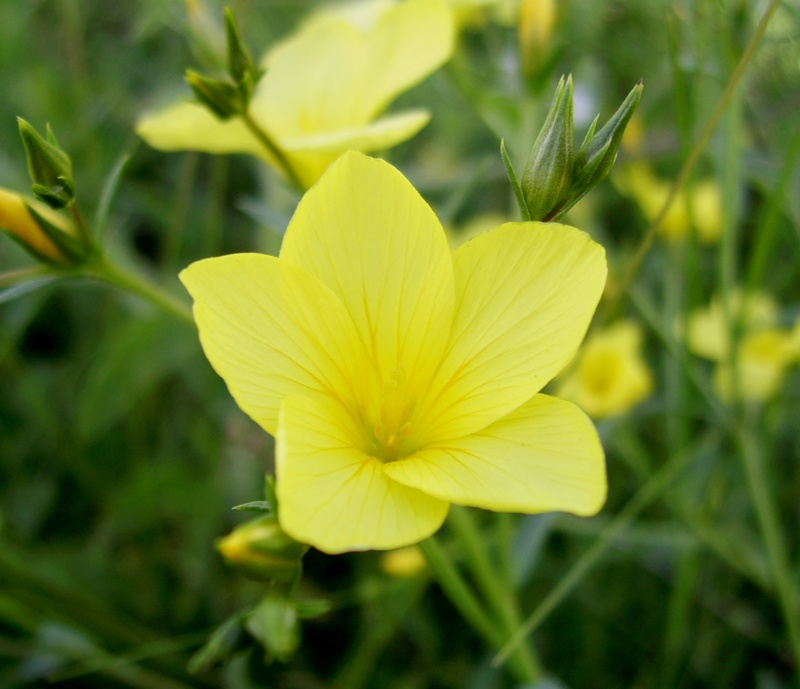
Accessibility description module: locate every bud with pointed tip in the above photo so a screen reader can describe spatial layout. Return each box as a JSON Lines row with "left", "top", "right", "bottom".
{"left": 521, "top": 75, "right": 574, "bottom": 221}
{"left": 17, "top": 119, "right": 75, "bottom": 210}
{"left": 186, "top": 69, "right": 244, "bottom": 119}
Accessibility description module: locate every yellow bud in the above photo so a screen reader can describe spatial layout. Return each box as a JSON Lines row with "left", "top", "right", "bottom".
{"left": 217, "top": 515, "right": 308, "bottom": 583}
{"left": 0, "top": 188, "right": 74, "bottom": 264}
{"left": 380, "top": 546, "right": 427, "bottom": 577}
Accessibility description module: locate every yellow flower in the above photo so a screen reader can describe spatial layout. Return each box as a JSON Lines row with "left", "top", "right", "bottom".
{"left": 687, "top": 291, "right": 798, "bottom": 402}
{"left": 0, "top": 188, "right": 76, "bottom": 264}
{"left": 615, "top": 163, "right": 722, "bottom": 244}
{"left": 556, "top": 320, "right": 653, "bottom": 419}
{"left": 137, "top": 0, "right": 454, "bottom": 188}
{"left": 181, "top": 152, "right": 607, "bottom": 554}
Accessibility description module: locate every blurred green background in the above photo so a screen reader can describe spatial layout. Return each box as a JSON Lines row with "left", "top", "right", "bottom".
{"left": 2, "top": 1, "right": 800, "bottom": 688}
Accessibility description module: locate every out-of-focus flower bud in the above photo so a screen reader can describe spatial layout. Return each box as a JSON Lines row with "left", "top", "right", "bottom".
{"left": 246, "top": 592, "right": 300, "bottom": 663}
{"left": 17, "top": 119, "right": 75, "bottom": 210}
{"left": 522, "top": 74, "right": 573, "bottom": 221}
{"left": 185, "top": 70, "right": 245, "bottom": 120}
{"left": 224, "top": 7, "right": 262, "bottom": 103}
{"left": 0, "top": 188, "right": 86, "bottom": 265}
{"left": 380, "top": 545, "right": 428, "bottom": 577}
{"left": 217, "top": 515, "right": 309, "bottom": 584}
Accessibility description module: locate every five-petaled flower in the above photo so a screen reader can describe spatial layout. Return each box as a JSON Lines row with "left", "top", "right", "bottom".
{"left": 137, "top": 0, "right": 454, "bottom": 188}
{"left": 181, "top": 152, "right": 608, "bottom": 553}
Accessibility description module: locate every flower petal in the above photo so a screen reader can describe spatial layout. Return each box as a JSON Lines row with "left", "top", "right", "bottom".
{"left": 136, "top": 102, "right": 264, "bottom": 158}
{"left": 180, "top": 254, "right": 368, "bottom": 436}
{"left": 280, "top": 152, "right": 455, "bottom": 443}
{"left": 277, "top": 395, "right": 449, "bottom": 553}
{"left": 415, "top": 222, "right": 607, "bottom": 442}
{"left": 384, "top": 394, "right": 606, "bottom": 515}
{"left": 280, "top": 111, "right": 431, "bottom": 187}
{"left": 252, "top": 0, "right": 452, "bottom": 135}
{"left": 281, "top": 110, "right": 431, "bottom": 154}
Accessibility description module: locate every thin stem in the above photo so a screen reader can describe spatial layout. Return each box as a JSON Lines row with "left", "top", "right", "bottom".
{"left": 608, "top": 0, "right": 783, "bottom": 310}
{"left": 448, "top": 507, "right": 540, "bottom": 682}
{"left": 240, "top": 112, "right": 305, "bottom": 191}
{"left": 737, "top": 425, "right": 800, "bottom": 682}
{"left": 417, "top": 537, "right": 501, "bottom": 648}
{"left": 88, "top": 258, "right": 194, "bottom": 327}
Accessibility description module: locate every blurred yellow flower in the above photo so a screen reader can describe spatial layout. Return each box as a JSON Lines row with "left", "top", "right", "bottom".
{"left": 687, "top": 291, "right": 799, "bottom": 402}
{"left": 381, "top": 546, "right": 427, "bottom": 577}
{"left": 137, "top": 0, "right": 454, "bottom": 188}
{"left": 181, "top": 152, "right": 607, "bottom": 554}
{"left": 616, "top": 163, "right": 722, "bottom": 244}
{"left": 519, "top": 0, "right": 556, "bottom": 74}
{"left": 0, "top": 187, "right": 76, "bottom": 264}
{"left": 556, "top": 320, "right": 653, "bottom": 419}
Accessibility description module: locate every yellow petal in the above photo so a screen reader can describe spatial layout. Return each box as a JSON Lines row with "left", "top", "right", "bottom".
{"left": 277, "top": 395, "right": 449, "bottom": 553}
{"left": 179, "top": 254, "right": 368, "bottom": 435}
{"left": 253, "top": 0, "right": 451, "bottom": 138}
{"left": 280, "top": 110, "right": 431, "bottom": 187}
{"left": 280, "top": 152, "right": 455, "bottom": 453}
{"left": 385, "top": 394, "right": 606, "bottom": 515}
{"left": 0, "top": 188, "right": 70, "bottom": 262}
{"left": 281, "top": 110, "right": 430, "bottom": 154}
{"left": 136, "top": 101, "right": 264, "bottom": 158}
{"left": 415, "top": 222, "right": 606, "bottom": 443}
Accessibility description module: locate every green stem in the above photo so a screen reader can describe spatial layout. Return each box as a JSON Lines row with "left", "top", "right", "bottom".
{"left": 737, "top": 425, "right": 800, "bottom": 683}
{"left": 417, "top": 536, "right": 501, "bottom": 648}
{"left": 609, "top": 0, "right": 783, "bottom": 309}
{"left": 240, "top": 112, "right": 305, "bottom": 191}
{"left": 448, "top": 507, "right": 541, "bottom": 682}
{"left": 88, "top": 258, "right": 194, "bottom": 327}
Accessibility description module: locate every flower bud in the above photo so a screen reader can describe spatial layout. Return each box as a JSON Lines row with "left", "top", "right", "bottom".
{"left": 224, "top": 6, "right": 261, "bottom": 102}
{"left": 246, "top": 592, "right": 300, "bottom": 663}
{"left": 17, "top": 119, "right": 75, "bottom": 210}
{"left": 185, "top": 69, "right": 245, "bottom": 119}
{"left": 570, "top": 81, "right": 644, "bottom": 201}
{"left": 521, "top": 75, "right": 574, "bottom": 221}
{"left": 519, "top": 0, "right": 556, "bottom": 80}
{"left": 0, "top": 188, "right": 85, "bottom": 265}
{"left": 217, "top": 515, "right": 309, "bottom": 583}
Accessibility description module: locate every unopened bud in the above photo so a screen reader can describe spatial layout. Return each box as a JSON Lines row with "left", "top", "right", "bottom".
{"left": 0, "top": 188, "right": 85, "bottom": 265}
{"left": 224, "top": 7, "right": 262, "bottom": 103}
{"left": 186, "top": 69, "right": 244, "bottom": 119}
{"left": 522, "top": 75, "right": 574, "bottom": 221}
{"left": 217, "top": 515, "right": 308, "bottom": 583}
{"left": 17, "top": 119, "right": 75, "bottom": 210}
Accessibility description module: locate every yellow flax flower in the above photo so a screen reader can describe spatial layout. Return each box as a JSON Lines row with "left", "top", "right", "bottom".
{"left": 687, "top": 291, "right": 799, "bottom": 402}
{"left": 0, "top": 188, "right": 75, "bottom": 264}
{"left": 556, "top": 320, "right": 653, "bottom": 419}
{"left": 615, "top": 163, "right": 722, "bottom": 244}
{"left": 137, "top": 0, "right": 454, "bottom": 188}
{"left": 181, "top": 152, "right": 607, "bottom": 554}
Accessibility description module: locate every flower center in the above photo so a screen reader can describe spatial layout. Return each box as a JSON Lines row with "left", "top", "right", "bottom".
{"left": 368, "top": 364, "right": 415, "bottom": 463}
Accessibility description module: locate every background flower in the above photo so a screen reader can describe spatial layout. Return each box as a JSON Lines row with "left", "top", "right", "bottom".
{"left": 136, "top": 0, "right": 454, "bottom": 187}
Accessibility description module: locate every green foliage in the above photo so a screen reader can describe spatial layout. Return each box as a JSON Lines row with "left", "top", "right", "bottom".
{"left": 2, "top": 1, "right": 800, "bottom": 688}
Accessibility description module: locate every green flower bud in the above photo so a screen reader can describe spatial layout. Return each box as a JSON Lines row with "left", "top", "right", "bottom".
{"left": 17, "top": 118, "right": 75, "bottom": 210}
{"left": 521, "top": 75, "right": 574, "bottom": 221}
{"left": 246, "top": 592, "right": 300, "bottom": 664}
{"left": 186, "top": 69, "right": 244, "bottom": 119}
{"left": 224, "top": 6, "right": 262, "bottom": 103}
{"left": 570, "top": 80, "right": 644, "bottom": 202}
{"left": 217, "top": 514, "right": 309, "bottom": 583}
